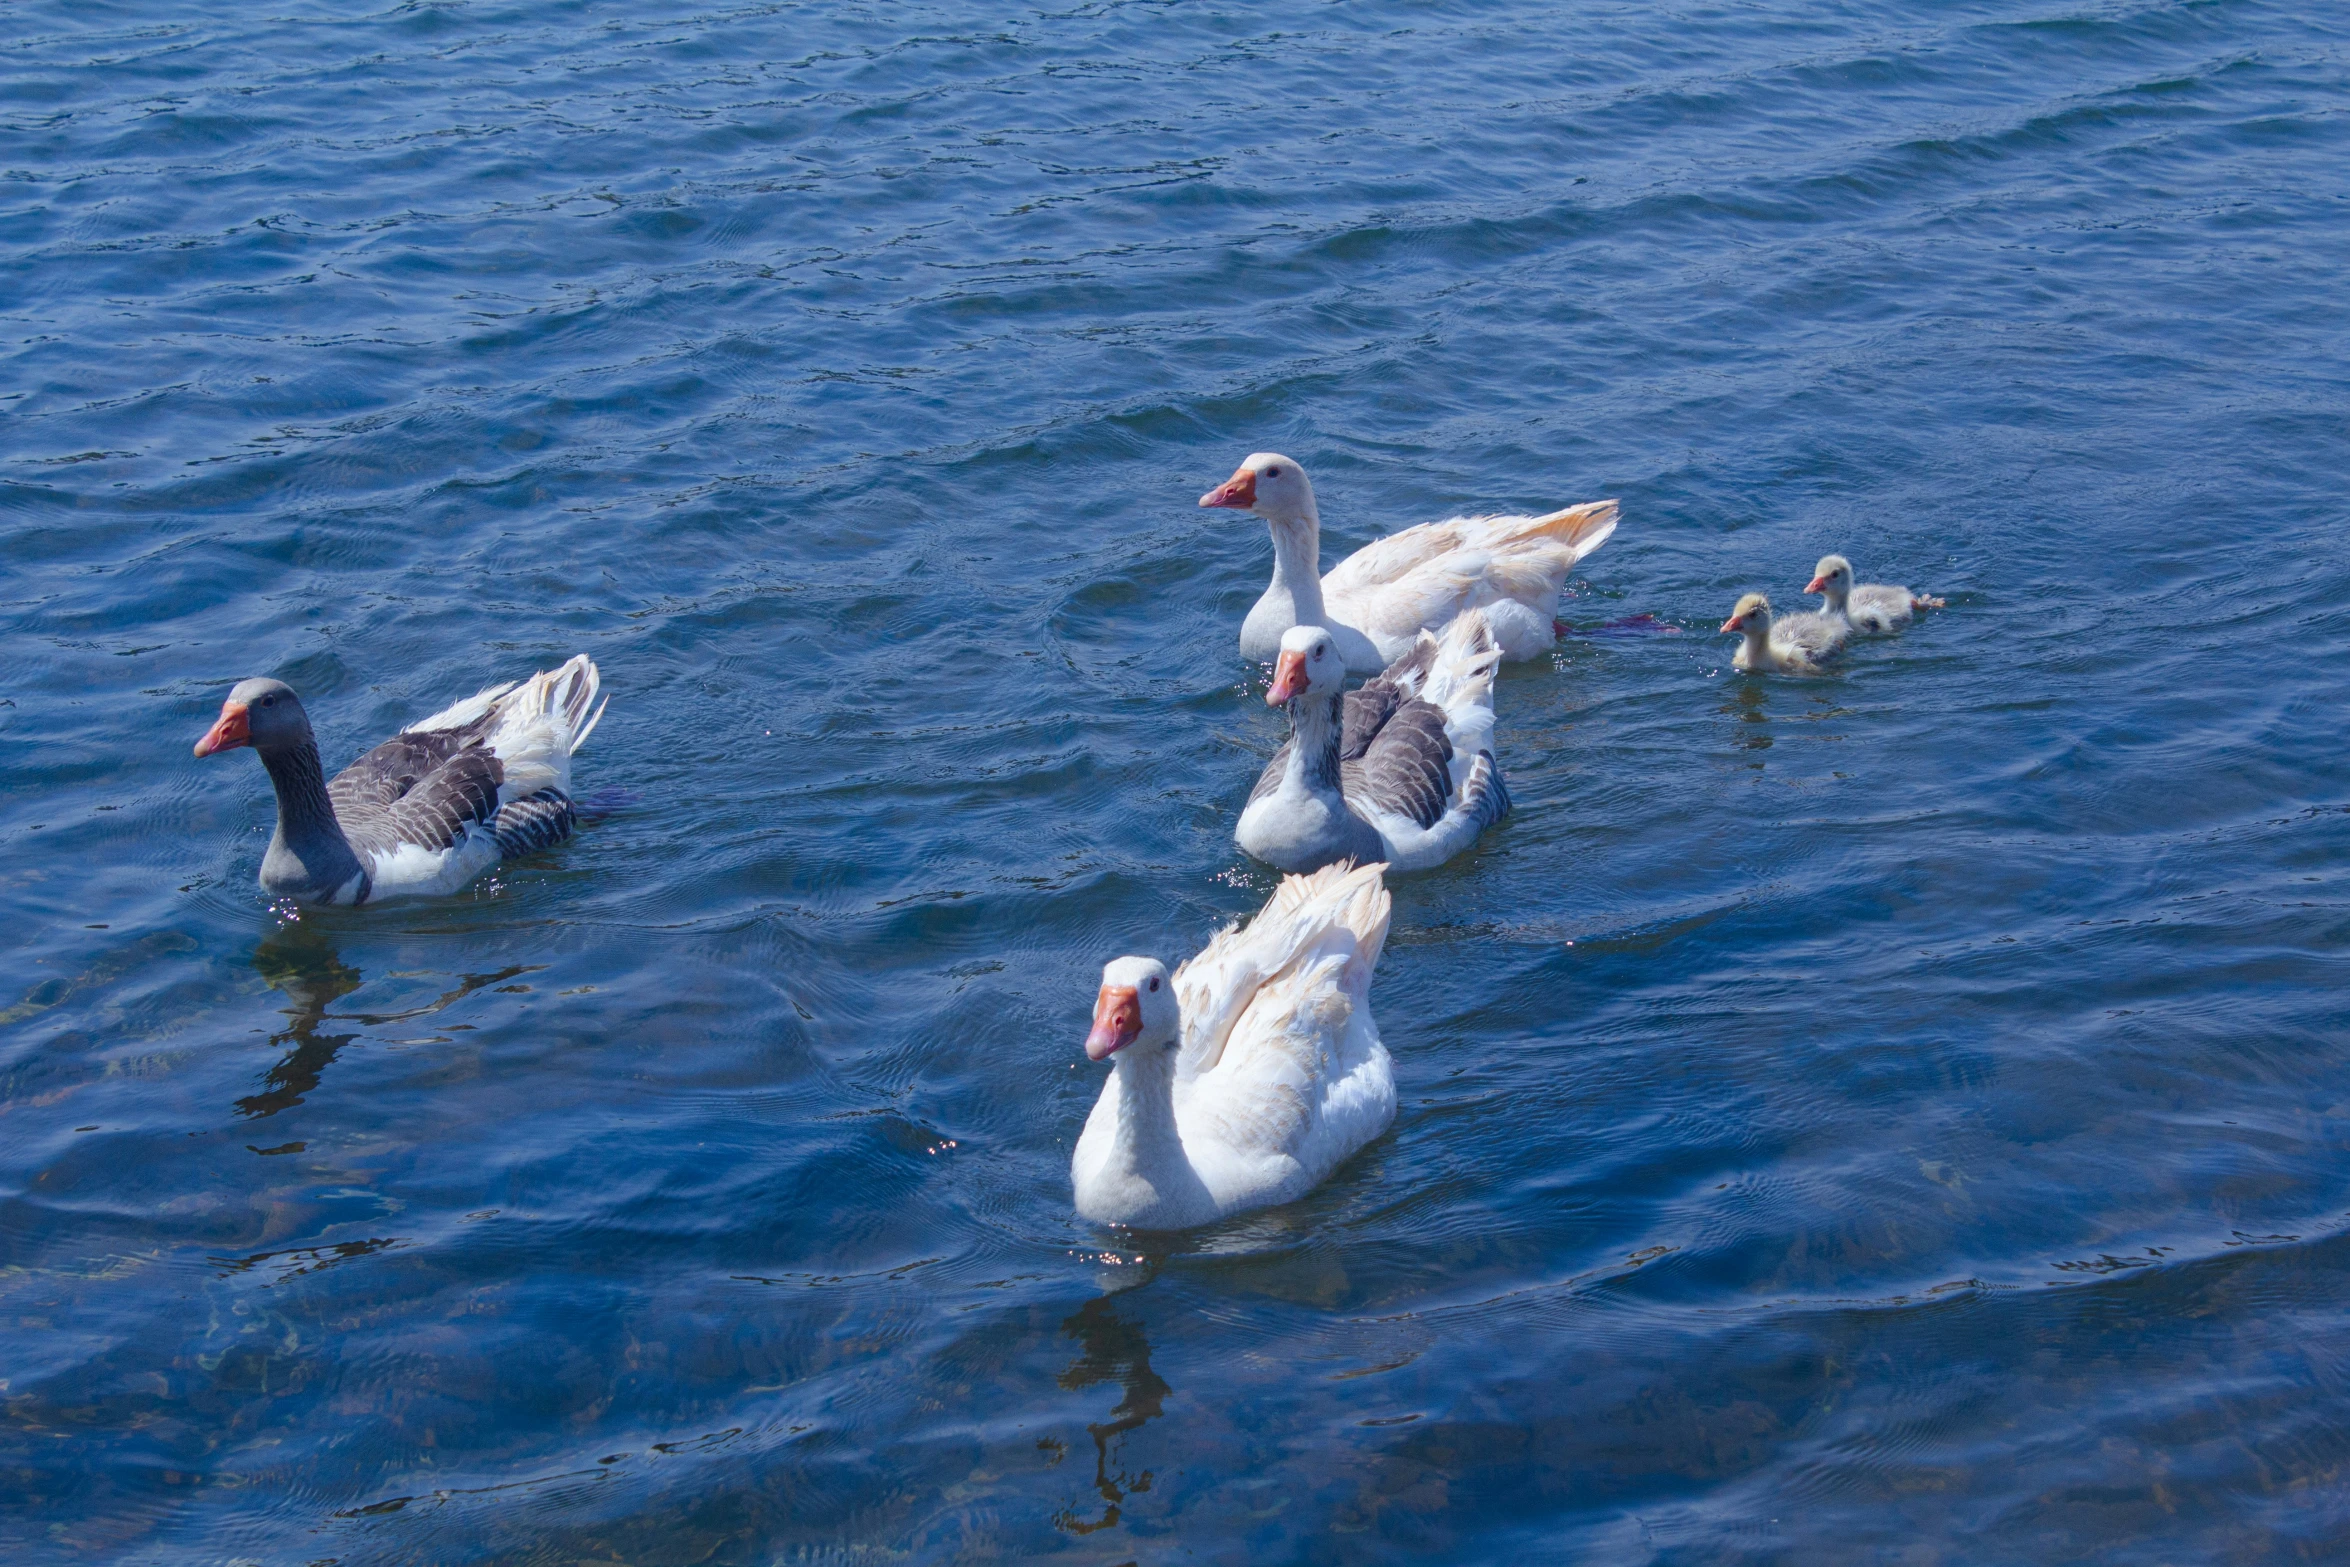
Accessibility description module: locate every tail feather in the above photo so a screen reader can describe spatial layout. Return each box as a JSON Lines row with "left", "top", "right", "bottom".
{"left": 1462, "top": 751, "right": 1511, "bottom": 829}
{"left": 1522, "top": 497, "right": 1619, "bottom": 563}
{"left": 1423, "top": 607, "right": 1503, "bottom": 713}
{"left": 1264, "top": 859, "right": 1390, "bottom": 951}
{"left": 1281, "top": 858, "right": 1391, "bottom": 943}
{"left": 1425, "top": 609, "right": 1503, "bottom": 768}
{"left": 537, "top": 655, "right": 603, "bottom": 751}
{"left": 1268, "top": 858, "right": 1354, "bottom": 916}
{"left": 1914, "top": 593, "right": 1947, "bottom": 611}
{"left": 1178, "top": 860, "right": 1391, "bottom": 1076}
{"left": 1263, "top": 859, "right": 1392, "bottom": 1019}
{"left": 409, "top": 679, "right": 521, "bottom": 735}
{"left": 482, "top": 655, "right": 605, "bottom": 801}
{"left": 1329, "top": 859, "right": 1393, "bottom": 980}
{"left": 570, "top": 695, "right": 610, "bottom": 755}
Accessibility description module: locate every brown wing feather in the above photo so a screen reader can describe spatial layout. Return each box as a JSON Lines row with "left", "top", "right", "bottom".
{"left": 1348, "top": 698, "right": 1455, "bottom": 830}
{"left": 331, "top": 739, "right": 505, "bottom": 858}
{"left": 329, "top": 728, "right": 475, "bottom": 812}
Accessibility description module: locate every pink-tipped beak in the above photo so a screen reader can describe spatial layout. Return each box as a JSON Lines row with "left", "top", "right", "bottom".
{"left": 1266, "top": 649, "right": 1310, "bottom": 705}
{"left": 194, "top": 701, "right": 251, "bottom": 757}
{"left": 1719, "top": 616, "right": 1743, "bottom": 635}
{"left": 1199, "top": 467, "right": 1257, "bottom": 510}
{"left": 1085, "top": 986, "right": 1142, "bottom": 1062}
{"left": 1804, "top": 575, "right": 1829, "bottom": 594}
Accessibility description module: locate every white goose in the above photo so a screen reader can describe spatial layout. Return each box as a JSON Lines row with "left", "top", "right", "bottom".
{"left": 193, "top": 656, "right": 607, "bottom": 905}
{"left": 1237, "top": 612, "right": 1509, "bottom": 874}
{"left": 1200, "top": 452, "right": 1619, "bottom": 672}
{"left": 1072, "top": 860, "right": 1396, "bottom": 1229}
{"left": 1806, "top": 553, "right": 1946, "bottom": 635}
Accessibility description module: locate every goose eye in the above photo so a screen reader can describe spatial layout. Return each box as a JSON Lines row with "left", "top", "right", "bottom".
{"left": 1147, "top": 977, "right": 1160, "bottom": 992}
{"left": 1265, "top": 466, "right": 1281, "bottom": 478}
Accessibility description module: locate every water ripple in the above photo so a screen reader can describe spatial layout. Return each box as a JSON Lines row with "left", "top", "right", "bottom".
{"left": 4, "top": 0, "right": 2349, "bottom": 1561}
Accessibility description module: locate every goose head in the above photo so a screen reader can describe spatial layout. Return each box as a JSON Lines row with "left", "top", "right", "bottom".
{"left": 194, "top": 677, "right": 314, "bottom": 758}
{"left": 1200, "top": 452, "right": 1316, "bottom": 525}
{"left": 1805, "top": 554, "right": 1853, "bottom": 603}
{"left": 1085, "top": 956, "right": 1179, "bottom": 1062}
{"left": 1267, "top": 624, "right": 1345, "bottom": 706}
{"left": 1720, "top": 592, "right": 1772, "bottom": 639}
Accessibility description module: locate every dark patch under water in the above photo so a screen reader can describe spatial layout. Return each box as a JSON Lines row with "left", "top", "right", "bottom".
{"left": 3, "top": 1, "right": 2348, "bottom": 1563}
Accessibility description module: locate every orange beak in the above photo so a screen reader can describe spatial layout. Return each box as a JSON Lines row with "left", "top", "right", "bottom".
{"left": 194, "top": 701, "right": 251, "bottom": 757}
{"left": 1267, "top": 649, "right": 1310, "bottom": 705}
{"left": 1199, "top": 466, "right": 1257, "bottom": 510}
{"left": 1086, "top": 985, "right": 1143, "bottom": 1061}
{"left": 1804, "top": 575, "right": 1829, "bottom": 594}
{"left": 1719, "top": 615, "right": 1743, "bottom": 635}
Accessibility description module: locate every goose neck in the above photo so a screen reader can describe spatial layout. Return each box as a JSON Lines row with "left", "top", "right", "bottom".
{"left": 257, "top": 738, "right": 351, "bottom": 861}
{"left": 1264, "top": 512, "right": 1326, "bottom": 622}
{"left": 1102, "top": 1041, "right": 1186, "bottom": 1176}
{"left": 1282, "top": 688, "right": 1345, "bottom": 795}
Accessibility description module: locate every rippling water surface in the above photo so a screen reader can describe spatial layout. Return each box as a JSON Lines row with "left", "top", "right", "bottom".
{"left": 5, "top": 2, "right": 2349, "bottom": 1561}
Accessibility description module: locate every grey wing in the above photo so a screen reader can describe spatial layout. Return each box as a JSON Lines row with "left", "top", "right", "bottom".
{"left": 1348, "top": 698, "right": 1455, "bottom": 830}
{"left": 1248, "top": 743, "right": 1290, "bottom": 805}
{"left": 1338, "top": 681, "right": 1402, "bottom": 762}
{"left": 329, "top": 728, "right": 476, "bottom": 812}
{"left": 337, "top": 747, "right": 506, "bottom": 859}
{"left": 1339, "top": 636, "right": 1440, "bottom": 760}
{"left": 489, "top": 788, "right": 576, "bottom": 857}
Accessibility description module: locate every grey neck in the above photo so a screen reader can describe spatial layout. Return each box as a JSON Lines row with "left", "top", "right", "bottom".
{"left": 1264, "top": 512, "right": 1327, "bottom": 626}
{"left": 1281, "top": 687, "right": 1345, "bottom": 797}
{"left": 1821, "top": 581, "right": 1850, "bottom": 615}
{"left": 256, "top": 739, "right": 366, "bottom": 899}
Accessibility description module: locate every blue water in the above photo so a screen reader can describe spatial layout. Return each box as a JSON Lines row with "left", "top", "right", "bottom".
{"left": 5, "top": 1, "right": 2349, "bottom": 1561}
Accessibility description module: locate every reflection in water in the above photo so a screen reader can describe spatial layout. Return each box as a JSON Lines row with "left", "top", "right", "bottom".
{"left": 1051, "top": 1294, "right": 1171, "bottom": 1537}
{"left": 1724, "top": 678, "right": 1772, "bottom": 754}
{"left": 211, "top": 1234, "right": 405, "bottom": 1282}
{"left": 240, "top": 926, "right": 364, "bottom": 1119}
{"left": 238, "top": 931, "right": 537, "bottom": 1120}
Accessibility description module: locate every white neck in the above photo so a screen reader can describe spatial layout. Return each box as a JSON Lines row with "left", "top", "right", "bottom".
{"left": 1263, "top": 508, "right": 1326, "bottom": 625}
{"left": 1744, "top": 622, "right": 1772, "bottom": 658}
{"left": 1099, "top": 1040, "right": 1186, "bottom": 1184}
{"left": 1821, "top": 581, "right": 1850, "bottom": 615}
